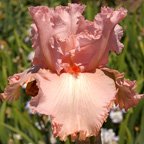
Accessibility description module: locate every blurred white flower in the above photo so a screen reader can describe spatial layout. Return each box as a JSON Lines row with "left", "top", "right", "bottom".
{"left": 35, "top": 122, "right": 42, "bottom": 130}
{"left": 13, "top": 134, "right": 22, "bottom": 140}
{"left": 101, "top": 128, "right": 119, "bottom": 144}
{"left": 24, "top": 36, "right": 30, "bottom": 43}
{"left": 27, "top": 51, "right": 35, "bottom": 61}
{"left": 110, "top": 110, "right": 123, "bottom": 123}
{"left": 24, "top": 27, "right": 32, "bottom": 43}
{"left": 50, "top": 132, "right": 57, "bottom": 144}
{"left": 110, "top": 108, "right": 123, "bottom": 123}
{"left": 25, "top": 101, "right": 33, "bottom": 114}
{"left": 35, "top": 122, "right": 45, "bottom": 130}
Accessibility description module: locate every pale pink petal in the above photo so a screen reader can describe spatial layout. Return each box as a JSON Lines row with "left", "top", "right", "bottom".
{"left": 0, "top": 83, "right": 21, "bottom": 101}
{"left": 0, "top": 72, "right": 27, "bottom": 101}
{"left": 29, "top": 5, "right": 127, "bottom": 73}
{"left": 29, "top": 4, "right": 85, "bottom": 73}
{"left": 30, "top": 69, "right": 116, "bottom": 140}
{"left": 53, "top": 3, "right": 85, "bottom": 40}
{"left": 108, "top": 24, "right": 124, "bottom": 54}
{"left": 31, "top": 24, "right": 48, "bottom": 68}
{"left": 50, "top": 35, "right": 81, "bottom": 73}
{"left": 72, "top": 7, "right": 127, "bottom": 71}
{"left": 101, "top": 67, "right": 144, "bottom": 110}
{"left": 0, "top": 67, "right": 39, "bottom": 101}
{"left": 29, "top": 6, "right": 56, "bottom": 71}
{"left": 99, "top": 24, "right": 124, "bottom": 66}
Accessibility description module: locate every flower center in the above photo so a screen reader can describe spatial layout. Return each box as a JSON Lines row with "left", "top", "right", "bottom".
{"left": 66, "top": 64, "right": 81, "bottom": 76}
{"left": 71, "top": 65, "right": 81, "bottom": 74}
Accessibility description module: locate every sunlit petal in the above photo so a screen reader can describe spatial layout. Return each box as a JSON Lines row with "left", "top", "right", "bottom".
{"left": 29, "top": 5, "right": 127, "bottom": 73}
{"left": 30, "top": 69, "right": 116, "bottom": 140}
{"left": 78, "top": 7, "right": 127, "bottom": 71}
{"left": 0, "top": 67, "right": 39, "bottom": 101}
{"left": 102, "top": 67, "right": 144, "bottom": 110}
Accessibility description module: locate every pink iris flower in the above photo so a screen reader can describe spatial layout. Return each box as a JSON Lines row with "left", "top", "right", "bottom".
{"left": 0, "top": 3, "right": 143, "bottom": 141}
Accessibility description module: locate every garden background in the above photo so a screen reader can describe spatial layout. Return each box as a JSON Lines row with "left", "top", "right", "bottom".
{"left": 0, "top": 0, "right": 144, "bottom": 144}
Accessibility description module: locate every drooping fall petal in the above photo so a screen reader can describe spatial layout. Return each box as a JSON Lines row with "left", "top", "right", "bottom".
{"left": 101, "top": 67, "right": 144, "bottom": 110}
{"left": 0, "top": 72, "right": 26, "bottom": 101}
{"left": 0, "top": 67, "right": 40, "bottom": 101}
{"left": 29, "top": 69, "right": 116, "bottom": 140}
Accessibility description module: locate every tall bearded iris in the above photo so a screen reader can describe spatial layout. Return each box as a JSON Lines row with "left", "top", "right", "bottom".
{"left": 0, "top": 4, "right": 143, "bottom": 141}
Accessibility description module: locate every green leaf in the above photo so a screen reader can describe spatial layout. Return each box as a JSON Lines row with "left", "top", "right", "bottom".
{"left": 0, "top": 122, "right": 35, "bottom": 144}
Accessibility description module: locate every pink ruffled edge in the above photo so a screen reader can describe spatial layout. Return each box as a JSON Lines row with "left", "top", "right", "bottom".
{"left": 101, "top": 67, "right": 144, "bottom": 110}
{"left": 0, "top": 67, "right": 39, "bottom": 101}
{"left": 73, "top": 6, "right": 127, "bottom": 71}
{"left": 29, "top": 69, "right": 116, "bottom": 140}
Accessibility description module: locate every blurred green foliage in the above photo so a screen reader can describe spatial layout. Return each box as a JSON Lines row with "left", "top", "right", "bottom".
{"left": 0, "top": 0, "right": 144, "bottom": 144}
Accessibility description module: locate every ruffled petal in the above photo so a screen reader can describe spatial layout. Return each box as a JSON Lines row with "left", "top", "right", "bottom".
{"left": 0, "top": 67, "right": 40, "bottom": 101}
{"left": 29, "top": 5, "right": 127, "bottom": 73}
{"left": 0, "top": 72, "right": 26, "bottom": 101}
{"left": 30, "top": 69, "right": 116, "bottom": 140}
{"left": 31, "top": 24, "right": 48, "bottom": 68}
{"left": 72, "top": 7, "right": 127, "bottom": 71}
{"left": 29, "top": 6, "right": 56, "bottom": 71}
{"left": 101, "top": 67, "right": 144, "bottom": 110}
{"left": 99, "top": 24, "right": 124, "bottom": 66}
{"left": 108, "top": 24, "right": 124, "bottom": 54}
{"left": 53, "top": 3, "right": 85, "bottom": 40}
{"left": 0, "top": 83, "right": 20, "bottom": 101}
{"left": 29, "top": 4, "right": 85, "bottom": 73}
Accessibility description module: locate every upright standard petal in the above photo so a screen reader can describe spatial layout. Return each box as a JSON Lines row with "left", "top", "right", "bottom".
{"left": 108, "top": 24, "right": 124, "bottom": 54}
{"left": 72, "top": 7, "right": 127, "bottom": 72}
{"left": 53, "top": 3, "right": 85, "bottom": 40}
{"left": 29, "top": 4, "right": 85, "bottom": 73}
{"left": 29, "top": 5, "right": 127, "bottom": 73}
{"left": 101, "top": 68, "right": 144, "bottom": 110}
{"left": 31, "top": 24, "right": 48, "bottom": 68}
{"left": 29, "top": 69, "right": 116, "bottom": 140}
{"left": 29, "top": 6, "right": 56, "bottom": 71}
